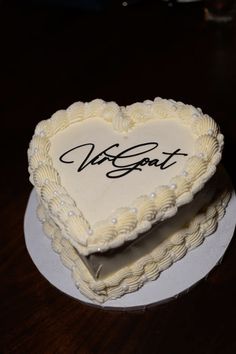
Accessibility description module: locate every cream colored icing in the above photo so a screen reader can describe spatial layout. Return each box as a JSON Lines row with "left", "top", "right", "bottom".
{"left": 83, "top": 169, "right": 220, "bottom": 280}
{"left": 81, "top": 168, "right": 229, "bottom": 279}
{"left": 50, "top": 118, "right": 195, "bottom": 224}
{"left": 28, "top": 98, "right": 223, "bottom": 257}
{"left": 36, "top": 177, "right": 231, "bottom": 303}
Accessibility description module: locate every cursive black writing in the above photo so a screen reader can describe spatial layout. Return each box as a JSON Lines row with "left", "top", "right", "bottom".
{"left": 59, "top": 142, "right": 188, "bottom": 178}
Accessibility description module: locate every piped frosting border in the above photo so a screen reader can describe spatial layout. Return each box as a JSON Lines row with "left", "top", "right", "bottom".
{"left": 28, "top": 98, "right": 223, "bottom": 256}
{"left": 36, "top": 185, "right": 231, "bottom": 303}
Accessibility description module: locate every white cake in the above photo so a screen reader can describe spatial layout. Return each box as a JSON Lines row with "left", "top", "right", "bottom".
{"left": 28, "top": 98, "right": 231, "bottom": 303}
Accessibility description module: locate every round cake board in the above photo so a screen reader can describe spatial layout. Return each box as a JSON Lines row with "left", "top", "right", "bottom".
{"left": 24, "top": 188, "right": 236, "bottom": 310}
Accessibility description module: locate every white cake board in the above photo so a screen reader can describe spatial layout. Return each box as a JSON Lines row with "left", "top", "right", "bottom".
{"left": 24, "top": 188, "right": 236, "bottom": 310}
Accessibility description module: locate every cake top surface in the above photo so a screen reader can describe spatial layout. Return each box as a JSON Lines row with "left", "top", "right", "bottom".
{"left": 28, "top": 98, "right": 223, "bottom": 255}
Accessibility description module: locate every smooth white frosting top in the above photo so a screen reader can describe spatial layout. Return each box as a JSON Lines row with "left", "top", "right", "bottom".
{"left": 50, "top": 118, "right": 194, "bottom": 224}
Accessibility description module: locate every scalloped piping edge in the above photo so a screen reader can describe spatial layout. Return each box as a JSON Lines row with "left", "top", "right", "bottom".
{"left": 37, "top": 187, "right": 231, "bottom": 303}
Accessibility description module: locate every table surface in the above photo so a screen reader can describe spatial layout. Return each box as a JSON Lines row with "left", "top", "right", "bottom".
{"left": 1, "top": 1, "right": 236, "bottom": 353}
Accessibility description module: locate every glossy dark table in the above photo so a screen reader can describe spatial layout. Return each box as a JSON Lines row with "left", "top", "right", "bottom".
{"left": 1, "top": 1, "right": 236, "bottom": 353}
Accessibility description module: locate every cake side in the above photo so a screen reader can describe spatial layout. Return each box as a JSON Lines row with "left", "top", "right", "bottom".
{"left": 36, "top": 173, "right": 231, "bottom": 303}
{"left": 28, "top": 98, "right": 224, "bottom": 256}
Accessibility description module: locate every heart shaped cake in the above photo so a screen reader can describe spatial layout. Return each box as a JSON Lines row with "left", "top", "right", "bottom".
{"left": 28, "top": 98, "right": 231, "bottom": 303}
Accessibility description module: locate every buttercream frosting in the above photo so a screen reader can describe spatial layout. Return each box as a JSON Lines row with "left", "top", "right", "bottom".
{"left": 36, "top": 179, "right": 231, "bottom": 303}
{"left": 28, "top": 98, "right": 223, "bottom": 256}
{"left": 27, "top": 97, "right": 229, "bottom": 303}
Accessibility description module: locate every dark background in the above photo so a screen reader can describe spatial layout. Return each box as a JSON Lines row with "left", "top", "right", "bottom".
{"left": 1, "top": 1, "right": 236, "bottom": 353}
